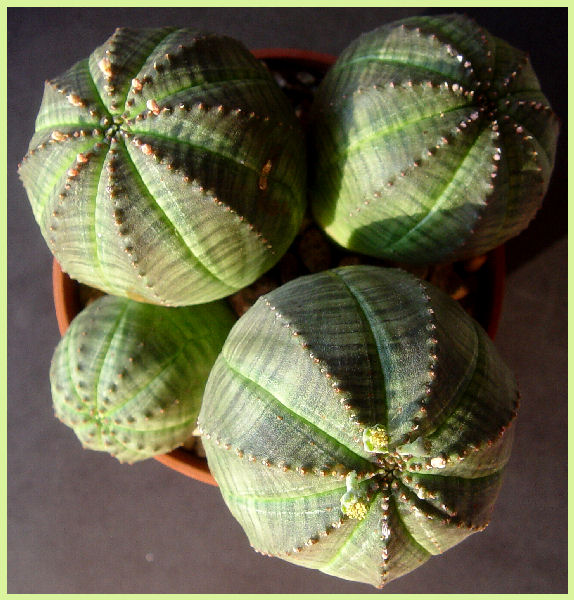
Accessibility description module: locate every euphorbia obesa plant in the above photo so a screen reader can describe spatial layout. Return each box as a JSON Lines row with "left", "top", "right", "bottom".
{"left": 51, "top": 294, "right": 235, "bottom": 462}
{"left": 18, "top": 27, "right": 306, "bottom": 306}
{"left": 199, "top": 266, "right": 519, "bottom": 588}
{"left": 310, "top": 14, "right": 559, "bottom": 263}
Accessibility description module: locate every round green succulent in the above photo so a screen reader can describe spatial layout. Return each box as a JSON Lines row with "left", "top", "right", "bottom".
{"left": 50, "top": 294, "right": 235, "bottom": 463}
{"left": 199, "top": 265, "right": 519, "bottom": 588}
{"left": 19, "top": 27, "right": 306, "bottom": 306}
{"left": 310, "top": 14, "right": 559, "bottom": 263}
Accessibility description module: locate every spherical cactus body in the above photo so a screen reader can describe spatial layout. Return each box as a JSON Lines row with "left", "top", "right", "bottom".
{"left": 19, "top": 28, "right": 307, "bottom": 306}
{"left": 50, "top": 294, "right": 236, "bottom": 463}
{"left": 198, "top": 265, "right": 519, "bottom": 587}
{"left": 310, "top": 14, "right": 559, "bottom": 264}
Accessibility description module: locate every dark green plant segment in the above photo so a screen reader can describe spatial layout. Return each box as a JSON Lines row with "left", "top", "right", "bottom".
{"left": 19, "top": 28, "right": 306, "bottom": 305}
{"left": 199, "top": 265, "right": 519, "bottom": 587}
{"left": 310, "top": 14, "right": 559, "bottom": 264}
{"left": 50, "top": 294, "right": 236, "bottom": 463}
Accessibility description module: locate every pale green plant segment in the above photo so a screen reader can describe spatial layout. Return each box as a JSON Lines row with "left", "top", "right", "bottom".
{"left": 199, "top": 265, "right": 519, "bottom": 587}
{"left": 310, "top": 14, "right": 559, "bottom": 263}
{"left": 50, "top": 294, "right": 236, "bottom": 463}
{"left": 19, "top": 27, "right": 306, "bottom": 305}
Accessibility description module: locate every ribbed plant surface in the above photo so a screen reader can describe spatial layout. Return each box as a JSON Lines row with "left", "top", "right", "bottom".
{"left": 199, "top": 265, "right": 519, "bottom": 587}
{"left": 310, "top": 14, "right": 559, "bottom": 263}
{"left": 19, "top": 27, "right": 306, "bottom": 305}
{"left": 50, "top": 294, "right": 235, "bottom": 463}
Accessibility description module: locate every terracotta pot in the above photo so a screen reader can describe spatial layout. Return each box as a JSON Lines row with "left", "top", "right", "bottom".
{"left": 51, "top": 48, "right": 506, "bottom": 487}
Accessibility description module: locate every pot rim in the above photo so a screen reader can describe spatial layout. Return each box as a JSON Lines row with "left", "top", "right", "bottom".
{"left": 50, "top": 48, "right": 506, "bottom": 487}
{"left": 251, "top": 47, "right": 339, "bottom": 69}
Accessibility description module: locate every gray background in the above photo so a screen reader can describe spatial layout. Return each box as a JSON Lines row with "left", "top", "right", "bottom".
{"left": 8, "top": 7, "right": 567, "bottom": 594}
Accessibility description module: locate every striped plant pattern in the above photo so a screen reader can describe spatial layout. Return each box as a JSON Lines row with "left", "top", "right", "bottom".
{"left": 19, "top": 28, "right": 307, "bottom": 306}
{"left": 310, "top": 14, "right": 559, "bottom": 263}
{"left": 199, "top": 266, "right": 519, "bottom": 588}
{"left": 50, "top": 294, "right": 236, "bottom": 463}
